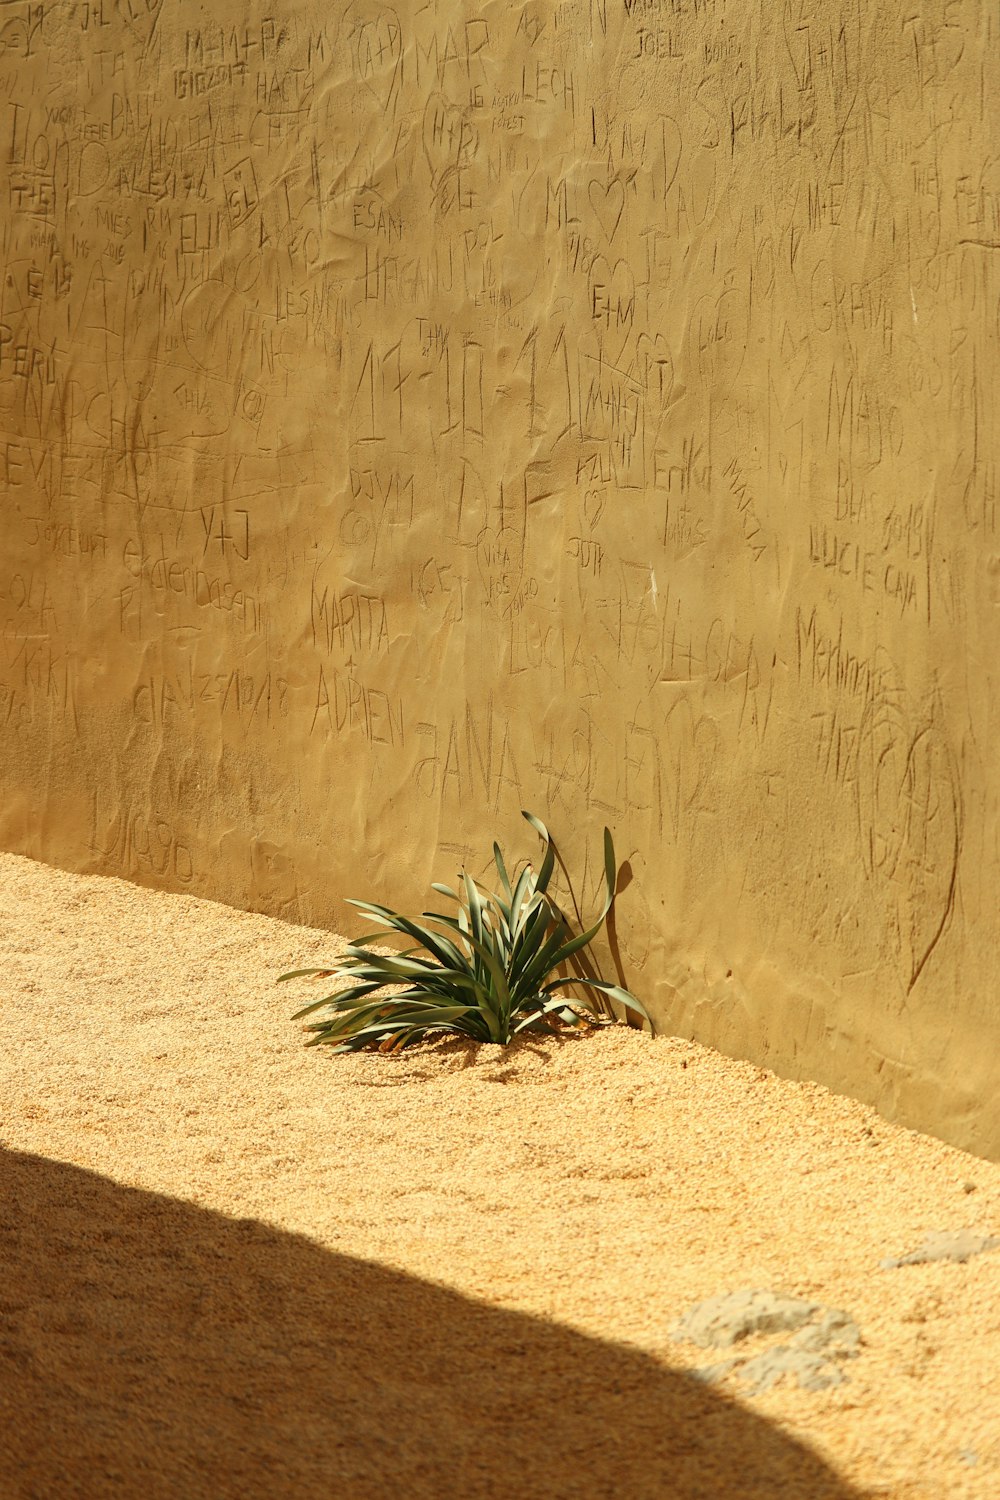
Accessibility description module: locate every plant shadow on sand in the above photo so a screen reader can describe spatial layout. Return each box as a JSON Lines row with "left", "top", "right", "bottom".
{"left": 305, "top": 1027, "right": 632, "bottom": 1085}
{"left": 0, "top": 1148, "right": 869, "bottom": 1499}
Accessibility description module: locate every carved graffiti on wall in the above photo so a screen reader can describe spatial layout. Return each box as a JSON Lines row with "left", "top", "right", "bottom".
{"left": 0, "top": 0, "right": 996, "bottom": 1153}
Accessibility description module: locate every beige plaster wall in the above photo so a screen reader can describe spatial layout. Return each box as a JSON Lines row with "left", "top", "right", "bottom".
{"left": 0, "top": 0, "right": 996, "bottom": 1156}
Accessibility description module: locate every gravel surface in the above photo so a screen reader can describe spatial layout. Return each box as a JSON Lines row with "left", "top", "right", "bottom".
{"left": 1, "top": 851, "right": 998, "bottom": 1499}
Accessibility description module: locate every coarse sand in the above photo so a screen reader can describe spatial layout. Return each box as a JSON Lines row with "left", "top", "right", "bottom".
{"left": 1, "top": 850, "right": 998, "bottom": 1499}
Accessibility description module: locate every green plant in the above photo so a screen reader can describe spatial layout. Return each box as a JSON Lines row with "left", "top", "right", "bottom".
{"left": 280, "top": 811, "right": 649, "bottom": 1053}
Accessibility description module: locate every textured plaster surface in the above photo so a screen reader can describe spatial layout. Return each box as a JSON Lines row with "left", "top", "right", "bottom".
{"left": 0, "top": 1, "right": 996, "bottom": 1155}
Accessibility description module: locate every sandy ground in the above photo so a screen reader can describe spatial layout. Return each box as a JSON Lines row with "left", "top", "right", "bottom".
{"left": 1, "top": 851, "right": 998, "bottom": 1499}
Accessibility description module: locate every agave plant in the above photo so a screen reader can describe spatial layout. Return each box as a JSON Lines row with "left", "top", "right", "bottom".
{"left": 280, "top": 811, "right": 649, "bottom": 1052}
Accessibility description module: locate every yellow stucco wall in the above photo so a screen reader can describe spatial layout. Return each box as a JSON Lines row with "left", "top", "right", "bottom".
{"left": 0, "top": 0, "right": 996, "bottom": 1156}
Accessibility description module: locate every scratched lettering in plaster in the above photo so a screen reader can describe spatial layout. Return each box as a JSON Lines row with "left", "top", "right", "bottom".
{"left": 855, "top": 695, "right": 963, "bottom": 993}
{"left": 0, "top": 0, "right": 995, "bottom": 1157}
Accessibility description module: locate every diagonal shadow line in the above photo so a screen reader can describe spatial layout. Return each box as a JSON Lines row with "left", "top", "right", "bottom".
{"left": 0, "top": 1148, "right": 869, "bottom": 1500}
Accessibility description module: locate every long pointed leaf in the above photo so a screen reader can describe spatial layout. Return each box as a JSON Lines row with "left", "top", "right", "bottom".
{"left": 353, "top": 908, "right": 471, "bottom": 973}
{"left": 521, "top": 810, "right": 556, "bottom": 892}
{"left": 541, "top": 976, "right": 650, "bottom": 1023}
{"left": 493, "top": 842, "right": 513, "bottom": 904}
{"left": 463, "top": 871, "right": 485, "bottom": 953}
{"left": 512, "top": 998, "right": 596, "bottom": 1034}
{"left": 291, "top": 981, "right": 384, "bottom": 1020}
{"left": 509, "top": 864, "right": 537, "bottom": 932}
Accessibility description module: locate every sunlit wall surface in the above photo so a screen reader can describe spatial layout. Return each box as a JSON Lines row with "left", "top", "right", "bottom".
{"left": 0, "top": 0, "right": 996, "bottom": 1156}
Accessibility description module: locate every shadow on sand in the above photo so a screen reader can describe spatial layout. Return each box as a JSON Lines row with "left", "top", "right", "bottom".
{"left": 0, "top": 1148, "right": 868, "bottom": 1499}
